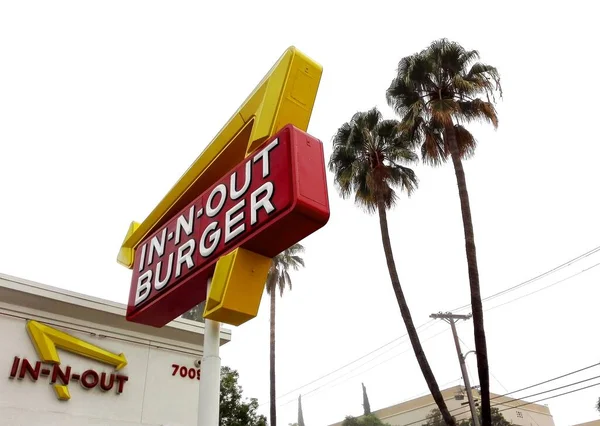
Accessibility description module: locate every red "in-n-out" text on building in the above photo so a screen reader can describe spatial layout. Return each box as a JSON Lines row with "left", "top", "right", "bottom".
{"left": 8, "top": 356, "right": 128, "bottom": 395}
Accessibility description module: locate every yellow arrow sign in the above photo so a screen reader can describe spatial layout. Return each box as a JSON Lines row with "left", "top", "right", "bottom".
{"left": 26, "top": 320, "right": 127, "bottom": 400}
{"left": 117, "top": 46, "right": 323, "bottom": 327}
{"left": 203, "top": 247, "right": 272, "bottom": 325}
{"left": 117, "top": 46, "right": 322, "bottom": 268}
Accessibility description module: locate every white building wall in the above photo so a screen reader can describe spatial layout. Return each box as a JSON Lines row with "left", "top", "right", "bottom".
{"left": 0, "top": 273, "right": 230, "bottom": 426}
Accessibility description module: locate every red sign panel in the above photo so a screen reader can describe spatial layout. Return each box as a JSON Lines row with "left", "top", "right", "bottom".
{"left": 127, "top": 125, "right": 330, "bottom": 326}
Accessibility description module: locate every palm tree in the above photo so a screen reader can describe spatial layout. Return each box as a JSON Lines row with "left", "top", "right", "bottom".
{"left": 329, "top": 108, "right": 455, "bottom": 426}
{"left": 386, "top": 38, "right": 502, "bottom": 426}
{"left": 265, "top": 243, "right": 305, "bottom": 426}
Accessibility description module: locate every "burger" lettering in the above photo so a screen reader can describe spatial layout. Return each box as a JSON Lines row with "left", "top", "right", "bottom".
{"left": 133, "top": 138, "right": 280, "bottom": 307}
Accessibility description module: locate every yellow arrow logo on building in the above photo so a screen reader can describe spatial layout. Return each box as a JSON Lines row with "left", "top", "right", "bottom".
{"left": 26, "top": 320, "right": 127, "bottom": 400}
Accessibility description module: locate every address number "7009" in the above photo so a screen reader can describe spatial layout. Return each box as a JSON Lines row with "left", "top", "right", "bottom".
{"left": 172, "top": 363, "right": 201, "bottom": 380}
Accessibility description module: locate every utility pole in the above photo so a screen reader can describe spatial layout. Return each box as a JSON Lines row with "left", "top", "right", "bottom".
{"left": 430, "top": 312, "right": 480, "bottom": 426}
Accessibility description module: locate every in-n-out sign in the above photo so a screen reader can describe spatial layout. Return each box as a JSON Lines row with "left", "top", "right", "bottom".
{"left": 132, "top": 139, "right": 280, "bottom": 307}
{"left": 118, "top": 46, "right": 328, "bottom": 327}
{"left": 14, "top": 320, "right": 129, "bottom": 401}
{"left": 128, "top": 125, "right": 329, "bottom": 326}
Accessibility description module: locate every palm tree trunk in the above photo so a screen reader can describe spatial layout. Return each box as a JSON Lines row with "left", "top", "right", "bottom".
{"left": 445, "top": 125, "right": 491, "bottom": 426}
{"left": 377, "top": 201, "right": 456, "bottom": 426}
{"left": 269, "top": 289, "right": 277, "bottom": 426}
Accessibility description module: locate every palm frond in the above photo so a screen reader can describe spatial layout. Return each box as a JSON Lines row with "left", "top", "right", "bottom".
{"left": 284, "top": 243, "right": 305, "bottom": 255}
{"left": 283, "top": 270, "right": 292, "bottom": 293}
{"left": 353, "top": 161, "right": 379, "bottom": 213}
{"left": 421, "top": 121, "right": 448, "bottom": 166}
{"left": 454, "top": 125, "right": 477, "bottom": 159}
{"left": 387, "top": 38, "right": 502, "bottom": 164}
{"left": 266, "top": 244, "right": 305, "bottom": 297}
{"left": 331, "top": 122, "right": 352, "bottom": 150}
{"left": 452, "top": 74, "right": 481, "bottom": 96}
{"left": 457, "top": 99, "right": 499, "bottom": 128}
{"left": 362, "top": 108, "right": 383, "bottom": 132}
{"left": 386, "top": 77, "right": 416, "bottom": 116}
{"left": 388, "top": 163, "right": 418, "bottom": 196}
{"left": 429, "top": 99, "right": 458, "bottom": 126}
{"left": 289, "top": 256, "right": 305, "bottom": 269}
{"left": 466, "top": 62, "right": 502, "bottom": 100}
{"left": 383, "top": 142, "right": 419, "bottom": 164}
{"left": 374, "top": 119, "right": 400, "bottom": 139}
{"left": 330, "top": 107, "right": 419, "bottom": 214}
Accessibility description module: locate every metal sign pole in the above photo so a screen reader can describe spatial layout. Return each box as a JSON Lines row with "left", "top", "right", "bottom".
{"left": 198, "top": 278, "right": 221, "bottom": 426}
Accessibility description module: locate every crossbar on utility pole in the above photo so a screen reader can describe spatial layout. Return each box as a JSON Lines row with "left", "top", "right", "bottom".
{"left": 430, "top": 312, "right": 480, "bottom": 426}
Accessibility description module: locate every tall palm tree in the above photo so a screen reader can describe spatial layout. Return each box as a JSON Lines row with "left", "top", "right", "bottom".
{"left": 386, "top": 38, "right": 502, "bottom": 426}
{"left": 329, "top": 108, "right": 455, "bottom": 426}
{"left": 265, "top": 243, "right": 305, "bottom": 426}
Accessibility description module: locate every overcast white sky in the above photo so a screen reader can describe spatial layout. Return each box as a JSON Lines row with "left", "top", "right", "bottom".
{"left": 1, "top": 1, "right": 600, "bottom": 425}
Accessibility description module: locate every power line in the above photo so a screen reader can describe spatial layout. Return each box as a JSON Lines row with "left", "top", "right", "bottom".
{"left": 281, "top": 259, "right": 598, "bottom": 409}
{"left": 485, "top": 261, "right": 600, "bottom": 313}
{"left": 264, "top": 244, "right": 600, "bottom": 408}
{"left": 402, "top": 379, "right": 600, "bottom": 426}
{"left": 457, "top": 336, "right": 600, "bottom": 402}
{"left": 487, "top": 361, "right": 600, "bottom": 401}
{"left": 497, "top": 381, "right": 600, "bottom": 414}
{"left": 456, "top": 338, "right": 567, "bottom": 426}
{"left": 481, "top": 371, "right": 541, "bottom": 426}
{"left": 461, "top": 346, "right": 540, "bottom": 426}
{"left": 284, "top": 308, "right": 594, "bottom": 411}
{"left": 400, "top": 361, "right": 600, "bottom": 426}
{"left": 259, "top": 320, "right": 438, "bottom": 406}
{"left": 450, "top": 373, "right": 600, "bottom": 420}
{"left": 503, "top": 374, "right": 600, "bottom": 407}
{"left": 488, "top": 369, "right": 543, "bottom": 426}
{"left": 276, "top": 328, "right": 450, "bottom": 408}
{"left": 376, "top": 253, "right": 600, "bottom": 407}
{"left": 451, "top": 244, "right": 600, "bottom": 312}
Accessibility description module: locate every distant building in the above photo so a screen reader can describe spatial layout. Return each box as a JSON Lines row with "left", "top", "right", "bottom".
{"left": 0, "top": 273, "right": 231, "bottom": 426}
{"left": 329, "top": 385, "right": 555, "bottom": 426}
{"left": 572, "top": 421, "right": 600, "bottom": 426}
